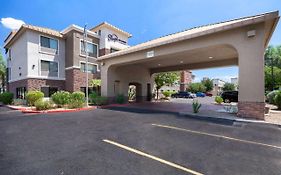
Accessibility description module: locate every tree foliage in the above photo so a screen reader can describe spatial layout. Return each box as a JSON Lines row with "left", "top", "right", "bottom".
{"left": 0, "top": 53, "right": 6, "bottom": 92}
{"left": 201, "top": 78, "right": 213, "bottom": 92}
{"left": 89, "top": 79, "right": 101, "bottom": 87}
{"left": 264, "top": 45, "right": 281, "bottom": 91}
{"left": 187, "top": 83, "right": 206, "bottom": 93}
{"left": 154, "top": 72, "right": 180, "bottom": 99}
{"left": 222, "top": 83, "right": 235, "bottom": 91}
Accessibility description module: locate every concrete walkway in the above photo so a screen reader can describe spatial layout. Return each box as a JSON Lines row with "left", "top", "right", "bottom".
{"left": 106, "top": 99, "right": 281, "bottom": 126}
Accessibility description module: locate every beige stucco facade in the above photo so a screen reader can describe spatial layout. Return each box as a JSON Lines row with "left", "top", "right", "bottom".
{"left": 98, "top": 11, "right": 279, "bottom": 119}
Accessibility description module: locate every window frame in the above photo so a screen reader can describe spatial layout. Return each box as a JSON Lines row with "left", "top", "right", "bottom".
{"left": 79, "top": 39, "right": 98, "bottom": 58}
{"left": 39, "top": 35, "right": 59, "bottom": 55}
{"left": 79, "top": 61, "right": 99, "bottom": 73}
{"left": 39, "top": 59, "right": 59, "bottom": 78}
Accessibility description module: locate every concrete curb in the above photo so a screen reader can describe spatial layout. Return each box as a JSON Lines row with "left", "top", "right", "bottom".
{"left": 6, "top": 105, "right": 96, "bottom": 114}
{"left": 179, "top": 112, "right": 281, "bottom": 128}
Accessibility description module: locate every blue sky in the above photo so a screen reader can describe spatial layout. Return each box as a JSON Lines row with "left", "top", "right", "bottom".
{"left": 0, "top": 0, "right": 280, "bottom": 82}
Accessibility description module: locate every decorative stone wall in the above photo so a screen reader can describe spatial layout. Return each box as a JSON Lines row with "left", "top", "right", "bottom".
{"left": 8, "top": 78, "right": 65, "bottom": 96}
{"left": 99, "top": 48, "right": 110, "bottom": 56}
{"left": 237, "top": 101, "right": 265, "bottom": 120}
{"left": 65, "top": 68, "right": 101, "bottom": 92}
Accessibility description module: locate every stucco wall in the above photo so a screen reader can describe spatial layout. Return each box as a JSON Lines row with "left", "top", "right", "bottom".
{"left": 26, "top": 30, "right": 65, "bottom": 80}
{"left": 8, "top": 32, "right": 28, "bottom": 82}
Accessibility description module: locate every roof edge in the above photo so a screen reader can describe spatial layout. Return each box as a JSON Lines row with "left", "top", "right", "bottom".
{"left": 98, "top": 11, "right": 279, "bottom": 61}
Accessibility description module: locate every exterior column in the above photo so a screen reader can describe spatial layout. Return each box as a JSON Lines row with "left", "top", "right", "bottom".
{"left": 237, "top": 43, "right": 265, "bottom": 119}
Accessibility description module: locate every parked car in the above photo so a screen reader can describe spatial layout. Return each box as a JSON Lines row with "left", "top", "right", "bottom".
{"left": 190, "top": 93, "right": 197, "bottom": 98}
{"left": 171, "top": 91, "right": 194, "bottom": 98}
{"left": 205, "top": 92, "right": 213, "bottom": 97}
{"left": 221, "top": 91, "right": 238, "bottom": 103}
{"left": 196, "top": 92, "right": 206, "bottom": 97}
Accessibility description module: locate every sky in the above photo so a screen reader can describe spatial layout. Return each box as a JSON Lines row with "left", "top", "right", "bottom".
{"left": 0, "top": 0, "right": 280, "bottom": 82}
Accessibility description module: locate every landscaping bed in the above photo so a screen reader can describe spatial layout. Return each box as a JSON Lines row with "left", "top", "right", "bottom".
{"left": 7, "top": 105, "right": 96, "bottom": 113}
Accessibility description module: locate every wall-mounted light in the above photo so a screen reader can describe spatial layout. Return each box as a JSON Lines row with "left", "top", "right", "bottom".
{"left": 247, "top": 30, "right": 256, "bottom": 38}
{"left": 101, "top": 62, "right": 105, "bottom": 66}
{"left": 209, "top": 56, "right": 213, "bottom": 59}
{"left": 32, "top": 65, "right": 35, "bottom": 69}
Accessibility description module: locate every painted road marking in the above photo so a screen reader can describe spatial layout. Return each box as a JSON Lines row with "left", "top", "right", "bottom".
{"left": 103, "top": 139, "right": 204, "bottom": 175}
{"left": 151, "top": 124, "right": 281, "bottom": 150}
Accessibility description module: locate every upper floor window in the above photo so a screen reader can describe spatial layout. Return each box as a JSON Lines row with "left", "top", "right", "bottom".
{"left": 40, "top": 36, "right": 58, "bottom": 54}
{"left": 40, "top": 60, "right": 58, "bottom": 77}
{"left": 80, "top": 62, "right": 97, "bottom": 74}
{"left": 80, "top": 40, "right": 98, "bottom": 58}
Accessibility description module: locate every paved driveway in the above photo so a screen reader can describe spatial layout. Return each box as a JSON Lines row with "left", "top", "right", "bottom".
{"left": 0, "top": 106, "right": 281, "bottom": 175}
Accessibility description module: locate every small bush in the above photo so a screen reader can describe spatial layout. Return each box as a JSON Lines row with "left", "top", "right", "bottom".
{"left": 34, "top": 99, "right": 54, "bottom": 111}
{"left": 68, "top": 91, "right": 85, "bottom": 109}
{"left": 93, "top": 96, "right": 108, "bottom": 106}
{"left": 266, "top": 90, "right": 278, "bottom": 104}
{"left": 0, "top": 92, "right": 14, "bottom": 105}
{"left": 274, "top": 91, "right": 281, "bottom": 109}
{"left": 89, "top": 92, "right": 108, "bottom": 106}
{"left": 26, "top": 91, "right": 44, "bottom": 106}
{"left": 192, "top": 100, "right": 201, "bottom": 113}
{"left": 162, "top": 91, "right": 172, "bottom": 98}
{"left": 215, "top": 96, "right": 223, "bottom": 104}
{"left": 51, "top": 91, "right": 70, "bottom": 107}
{"left": 13, "top": 99, "right": 27, "bottom": 106}
{"left": 115, "top": 94, "right": 125, "bottom": 104}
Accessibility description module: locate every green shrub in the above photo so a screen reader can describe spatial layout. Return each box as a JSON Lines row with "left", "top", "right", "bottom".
{"left": 215, "top": 96, "right": 223, "bottom": 104}
{"left": 13, "top": 98, "right": 27, "bottom": 106}
{"left": 266, "top": 90, "right": 278, "bottom": 104}
{"left": 192, "top": 100, "right": 201, "bottom": 113}
{"left": 26, "top": 91, "right": 44, "bottom": 106}
{"left": 115, "top": 94, "right": 125, "bottom": 104}
{"left": 89, "top": 92, "right": 108, "bottom": 106}
{"left": 68, "top": 91, "right": 85, "bottom": 109}
{"left": 34, "top": 99, "right": 54, "bottom": 111}
{"left": 274, "top": 91, "right": 281, "bottom": 109}
{"left": 51, "top": 91, "right": 70, "bottom": 107}
{"left": 162, "top": 91, "right": 172, "bottom": 98}
{"left": 93, "top": 96, "right": 108, "bottom": 106}
{"left": 0, "top": 92, "right": 14, "bottom": 105}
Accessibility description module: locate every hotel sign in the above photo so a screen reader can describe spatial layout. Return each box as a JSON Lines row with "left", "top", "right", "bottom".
{"left": 108, "top": 34, "right": 127, "bottom": 45}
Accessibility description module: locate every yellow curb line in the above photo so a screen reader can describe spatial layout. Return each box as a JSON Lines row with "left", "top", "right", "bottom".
{"left": 103, "top": 139, "right": 204, "bottom": 175}
{"left": 151, "top": 124, "right": 281, "bottom": 150}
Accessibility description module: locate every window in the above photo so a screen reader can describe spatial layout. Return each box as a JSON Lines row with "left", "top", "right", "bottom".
{"left": 40, "top": 36, "right": 58, "bottom": 53}
{"left": 110, "top": 48, "right": 119, "bottom": 53}
{"left": 6, "top": 68, "right": 11, "bottom": 81}
{"left": 80, "top": 62, "right": 97, "bottom": 74}
{"left": 80, "top": 40, "right": 98, "bottom": 58}
{"left": 8, "top": 49, "right": 11, "bottom": 60}
{"left": 41, "top": 60, "right": 58, "bottom": 77}
{"left": 41, "top": 87, "right": 58, "bottom": 97}
{"left": 80, "top": 87, "right": 96, "bottom": 96}
{"left": 16, "top": 87, "right": 26, "bottom": 99}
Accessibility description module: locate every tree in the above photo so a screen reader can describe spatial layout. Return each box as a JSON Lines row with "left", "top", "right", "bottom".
{"left": 222, "top": 83, "right": 235, "bottom": 91}
{"left": 187, "top": 83, "right": 206, "bottom": 93}
{"left": 0, "top": 53, "right": 6, "bottom": 92}
{"left": 154, "top": 72, "right": 180, "bottom": 99}
{"left": 89, "top": 79, "right": 101, "bottom": 87}
{"left": 201, "top": 78, "right": 213, "bottom": 92}
{"left": 264, "top": 45, "right": 281, "bottom": 91}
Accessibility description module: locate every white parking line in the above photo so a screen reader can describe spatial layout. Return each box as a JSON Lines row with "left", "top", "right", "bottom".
{"left": 103, "top": 139, "right": 204, "bottom": 175}
{"left": 151, "top": 124, "right": 281, "bottom": 150}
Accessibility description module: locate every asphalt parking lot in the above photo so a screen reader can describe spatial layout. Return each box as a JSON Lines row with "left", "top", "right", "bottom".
{"left": 0, "top": 106, "right": 281, "bottom": 175}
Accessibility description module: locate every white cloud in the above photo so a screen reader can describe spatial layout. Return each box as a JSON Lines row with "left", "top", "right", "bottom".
{"left": 1, "top": 17, "right": 25, "bottom": 30}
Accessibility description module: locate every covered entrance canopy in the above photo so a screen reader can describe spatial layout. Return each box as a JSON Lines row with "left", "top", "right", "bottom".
{"left": 98, "top": 11, "right": 279, "bottom": 119}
